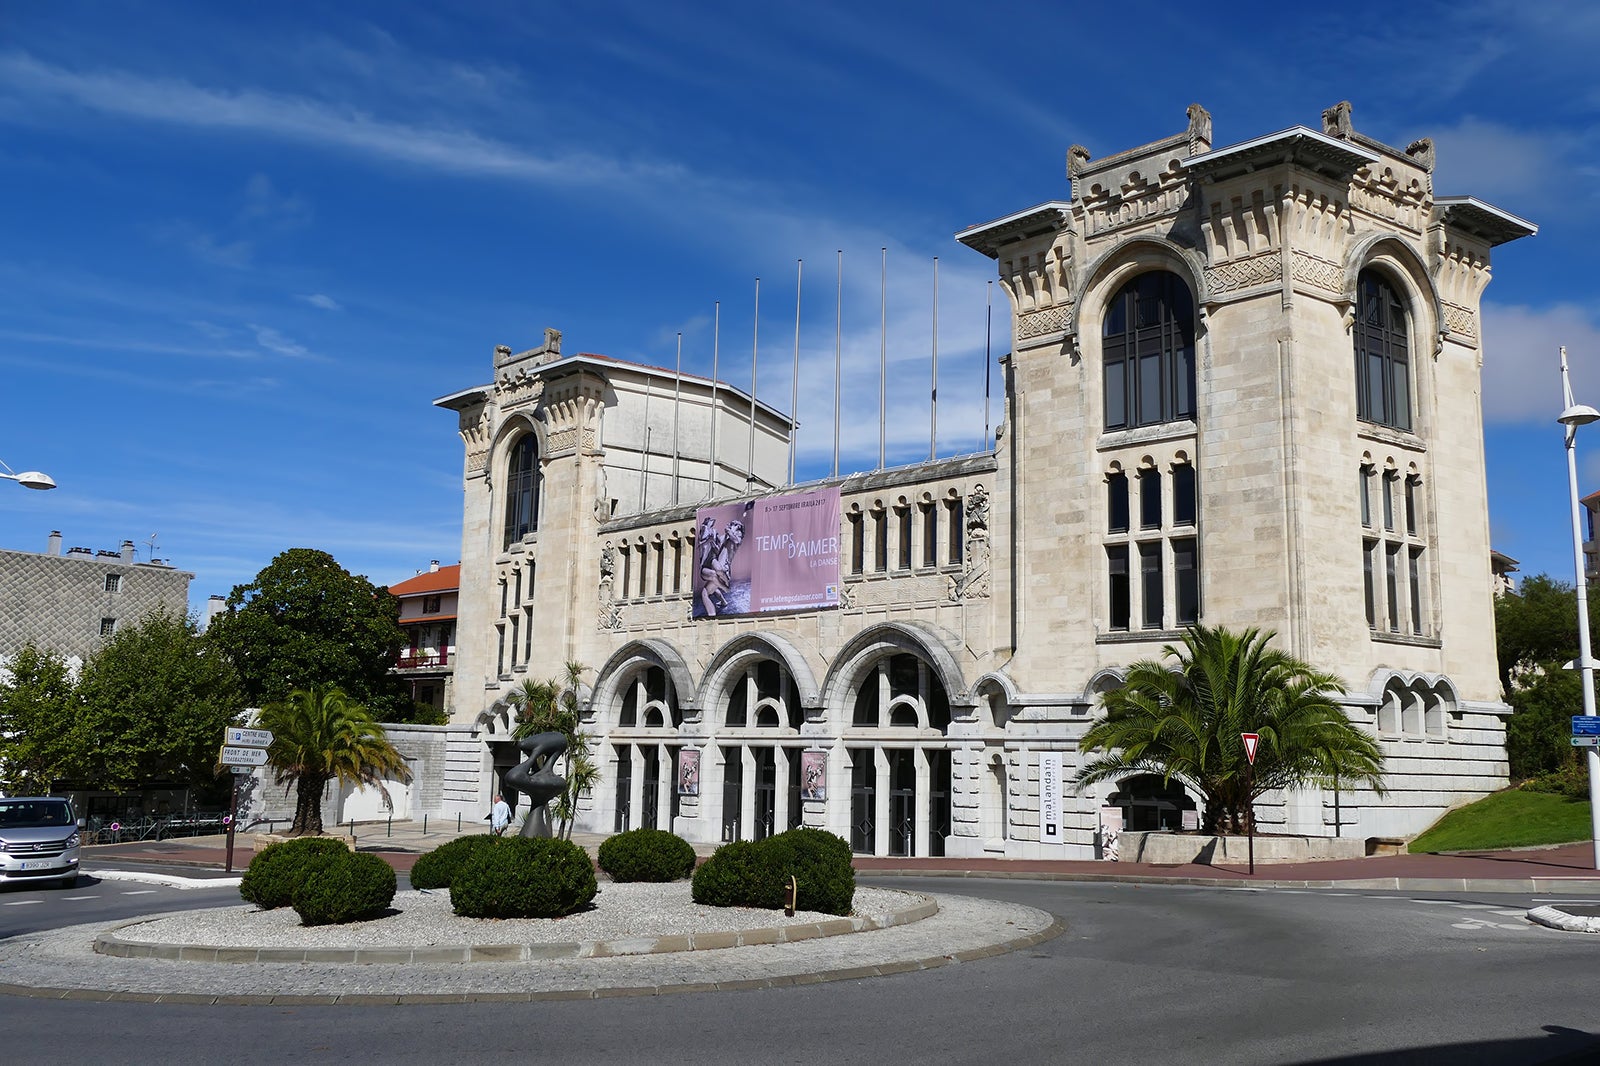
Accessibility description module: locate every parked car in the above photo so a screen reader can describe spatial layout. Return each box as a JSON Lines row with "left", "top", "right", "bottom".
{"left": 0, "top": 796, "right": 81, "bottom": 888}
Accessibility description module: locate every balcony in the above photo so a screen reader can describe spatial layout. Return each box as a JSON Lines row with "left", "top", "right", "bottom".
{"left": 396, "top": 649, "right": 451, "bottom": 671}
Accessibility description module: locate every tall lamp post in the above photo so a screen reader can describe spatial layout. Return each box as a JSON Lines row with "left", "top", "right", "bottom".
{"left": 0, "top": 458, "right": 56, "bottom": 490}
{"left": 1557, "top": 345, "right": 1600, "bottom": 870}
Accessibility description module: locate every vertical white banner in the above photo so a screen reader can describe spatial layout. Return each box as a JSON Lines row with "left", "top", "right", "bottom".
{"left": 1039, "top": 751, "right": 1063, "bottom": 845}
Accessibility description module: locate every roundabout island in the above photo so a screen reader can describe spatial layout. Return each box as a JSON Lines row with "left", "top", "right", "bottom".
{"left": 0, "top": 882, "right": 1060, "bottom": 1004}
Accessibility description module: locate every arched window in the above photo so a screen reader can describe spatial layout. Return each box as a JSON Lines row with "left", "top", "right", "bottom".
{"left": 850, "top": 653, "right": 951, "bottom": 731}
{"left": 1354, "top": 270, "right": 1411, "bottom": 431}
{"left": 502, "top": 435, "right": 540, "bottom": 549}
{"left": 1102, "top": 271, "right": 1196, "bottom": 431}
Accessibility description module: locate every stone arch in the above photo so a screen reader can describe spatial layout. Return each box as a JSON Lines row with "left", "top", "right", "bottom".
{"left": 820, "top": 620, "right": 973, "bottom": 728}
{"left": 1079, "top": 235, "right": 1210, "bottom": 323}
{"left": 592, "top": 639, "right": 697, "bottom": 728}
{"left": 972, "top": 670, "right": 1020, "bottom": 729}
{"left": 696, "top": 631, "right": 822, "bottom": 713}
{"left": 1342, "top": 233, "right": 1443, "bottom": 348}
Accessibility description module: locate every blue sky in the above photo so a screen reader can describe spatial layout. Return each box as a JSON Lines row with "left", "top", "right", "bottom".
{"left": 2, "top": 1, "right": 1598, "bottom": 609}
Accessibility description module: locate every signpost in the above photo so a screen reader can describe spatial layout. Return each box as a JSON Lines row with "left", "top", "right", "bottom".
{"left": 1241, "top": 733, "right": 1260, "bottom": 876}
{"left": 219, "top": 729, "right": 273, "bottom": 873}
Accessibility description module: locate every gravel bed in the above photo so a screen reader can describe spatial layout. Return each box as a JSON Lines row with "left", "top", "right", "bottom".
{"left": 112, "top": 884, "right": 922, "bottom": 949}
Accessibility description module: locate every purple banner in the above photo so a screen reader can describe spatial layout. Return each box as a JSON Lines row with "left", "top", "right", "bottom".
{"left": 692, "top": 488, "right": 841, "bottom": 619}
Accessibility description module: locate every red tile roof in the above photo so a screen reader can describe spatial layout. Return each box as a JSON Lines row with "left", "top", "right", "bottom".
{"left": 387, "top": 564, "right": 460, "bottom": 596}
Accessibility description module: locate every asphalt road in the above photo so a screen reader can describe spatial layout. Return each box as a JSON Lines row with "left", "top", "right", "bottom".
{"left": 7, "top": 873, "right": 1600, "bottom": 1065}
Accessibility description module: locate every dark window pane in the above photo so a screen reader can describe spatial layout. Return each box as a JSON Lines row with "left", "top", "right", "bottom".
{"left": 1104, "top": 358, "right": 1127, "bottom": 430}
{"left": 1173, "top": 346, "right": 1195, "bottom": 418}
{"left": 1139, "top": 351, "right": 1162, "bottom": 425}
{"left": 1108, "top": 546, "right": 1130, "bottom": 631}
{"left": 1172, "top": 464, "right": 1196, "bottom": 526}
{"left": 923, "top": 506, "right": 937, "bottom": 567}
{"left": 1409, "top": 548, "right": 1424, "bottom": 634}
{"left": 874, "top": 512, "right": 887, "bottom": 572}
{"left": 1364, "top": 540, "right": 1377, "bottom": 628}
{"left": 1385, "top": 544, "right": 1400, "bottom": 632}
{"left": 897, "top": 509, "right": 912, "bottom": 570}
{"left": 1174, "top": 537, "right": 1199, "bottom": 625}
{"left": 1383, "top": 474, "right": 1395, "bottom": 531}
{"left": 1140, "top": 470, "right": 1162, "bottom": 529}
{"left": 1359, "top": 468, "right": 1371, "bottom": 528}
{"left": 1140, "top": 542, "right": 1163, "bottom": 629}
{"left": 948, "top": 499, "right": 963, "bottom": 564}
{"left": 1354, "top": 271, "right": 1411, "bottom": 430}
{"left": 1108, "top": 473, "right": 1129, "bottom": 533}
{"left": 850, "top": 514, "right": 864, "bottom": 574}
{"left": 1405, "top": 478, "right": 1418, "bottom": 536}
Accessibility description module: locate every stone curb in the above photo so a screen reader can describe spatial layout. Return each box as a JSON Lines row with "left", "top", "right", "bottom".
{"left": 92, "top": 895, "right": 941, "bottom": 964}
{"left": 860, "top": 868, "right": 1600, "bottom": 895}
{"left": 91, "top": 870, "right": 243, "bottom": 890}
{"left": 0, "top": 915, "right": 1065, "bottom": 1007}
{"left": 1527, "top": 905, "right": 1600, "bottom": 933}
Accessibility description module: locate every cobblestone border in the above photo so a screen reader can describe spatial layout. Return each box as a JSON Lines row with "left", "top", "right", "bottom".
{"left": 3, "top": 915, "right": 1063, "bottom": 1006}
{"left": 93, "top": 895, "right": 940, "bottom": 964}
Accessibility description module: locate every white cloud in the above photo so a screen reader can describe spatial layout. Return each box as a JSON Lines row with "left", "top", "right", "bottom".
{"left": 1481, "top": 301, "right": 1600, "bottom": 423}
{"left": 297, "top": 293, "right": 342, "bottom": 311}
{"left": 247, "top": 324, "right": 322, "bottom": 361}
{"left": 1428, "top": 117, "right": 1567, "bottom": 207}
{"left": 0, "top": 51, "right": 686, "bottom": 191}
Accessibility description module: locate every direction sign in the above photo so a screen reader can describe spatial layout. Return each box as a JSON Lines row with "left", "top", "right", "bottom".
{"left": 230, "top": 764, "right": 255, "bottom": 774}
{"left": 219, "top": 745, "right": 269, "bottom": 766}
{"left": 1573, "top": 716, "right": 1600, "bottom": 737}
{"left": 1241, "top": 732, "right": 1260, "bottom": 765}
{"left": 225, "top": 726, "right": 273, "bottom": 748}
{"left": 1572, "top": 736, "right": 1600, "bottom": 748}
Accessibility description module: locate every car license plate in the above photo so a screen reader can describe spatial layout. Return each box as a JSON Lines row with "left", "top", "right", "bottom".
{"left": 20, "top": 860, "right": 55, "bottom": 870}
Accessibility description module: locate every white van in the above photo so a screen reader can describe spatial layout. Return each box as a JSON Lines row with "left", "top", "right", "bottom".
{"left": 0, "top": 796, "right": 82, "bottom": 888}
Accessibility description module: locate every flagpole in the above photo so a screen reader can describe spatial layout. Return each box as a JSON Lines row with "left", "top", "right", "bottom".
{"left": 930, "top": 255, "right": 938, "bottom": 463}
{"left": 748, "top": 276, "right": 760, "bottom": 492}
{"left": 833, "top": 249, "right": 842, "bottom": 479}
{"left": 708, "top": 302, "right": 721, "bottom": 499}
{"left": 879, "top": 246, "right": 887, "bottom": 471}
{"left": 984, "top": 280, "right": 993, "bottom": 453}
{"left": 671, "top": 332, "right": 683, "bottom": 505}
{"left": 790, "top": 258, "right": 802, "bottom": 486}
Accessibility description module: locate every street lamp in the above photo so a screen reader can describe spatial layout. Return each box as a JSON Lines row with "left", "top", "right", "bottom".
{"left": 0, "top": 457, "right": 55, "bottom": 490}
{"left": 1557, "top": 345, "right": 1600, "bottom": 870}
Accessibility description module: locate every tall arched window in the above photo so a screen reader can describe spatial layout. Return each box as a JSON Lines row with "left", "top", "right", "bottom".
{"left": 1354, "top": 270, "right": 1411, "bottom": 431}
{"left": 1102, "top": 271, "right": 1196, "bottom": 431}
{"left": 502, "top": 435, "right": 540, "bottom": 548}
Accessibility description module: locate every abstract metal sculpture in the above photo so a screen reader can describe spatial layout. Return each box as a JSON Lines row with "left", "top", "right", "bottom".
{"left": 502, "top": 731, "right": 569, "bottom": 838}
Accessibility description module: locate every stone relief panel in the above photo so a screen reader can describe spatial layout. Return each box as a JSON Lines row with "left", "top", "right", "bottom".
{"left": 1204, "top": 251, "right": 1282, "bottom": 296}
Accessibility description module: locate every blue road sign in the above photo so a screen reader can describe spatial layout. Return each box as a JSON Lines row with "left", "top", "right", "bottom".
{"left": 1574, "top": 716, "right": 1600, "bottom": 736}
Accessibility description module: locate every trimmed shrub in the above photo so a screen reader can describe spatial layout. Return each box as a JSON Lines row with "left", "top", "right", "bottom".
{"left": 597, "top": 828, "right": 696, "bottom": 883}
{"left": 690, "top": 830, "right": 855, "bottom": 915}
{"left": 690, "top": 839, "right": 785, "bottom": 908}
{"left": 450, "top": 836, "right": 597, "bottom": 919}
{"left": 239, "top": 836, "right": 350, "bottom": 910}
{"left": 292, "top": 851, "right": 397, "bottom": 926}
{"left": 409, "top": 835, "right": 503, "bottom": 889}
{"left": 764, "top": 827, "right": 855, "bottom": 916}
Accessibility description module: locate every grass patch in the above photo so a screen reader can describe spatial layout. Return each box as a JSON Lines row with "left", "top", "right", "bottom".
{"left": 1409, "top": 788, "right": 1592, "bottom": 853}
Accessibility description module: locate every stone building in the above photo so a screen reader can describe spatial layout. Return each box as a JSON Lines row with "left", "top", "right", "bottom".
{"left": 0, "top": 530, "right": 192, "bottom": 667}
{"left": 408, "top": 103, "right": 1529, "bottom": 856}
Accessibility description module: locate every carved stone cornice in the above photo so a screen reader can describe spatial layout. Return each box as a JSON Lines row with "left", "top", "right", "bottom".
{"left": 1079, "top": 157, "right": 1190, "bottom": 240}
{"left": 457, "top": 403, "right": 493, "bottom": 478}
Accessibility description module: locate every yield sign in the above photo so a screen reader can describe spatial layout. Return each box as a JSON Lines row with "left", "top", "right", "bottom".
{"left": 1241, "top": 732, "right": 1261, "bottom": 765}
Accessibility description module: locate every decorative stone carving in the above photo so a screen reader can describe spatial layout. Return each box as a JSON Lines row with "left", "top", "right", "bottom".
{"left": 593, "top": 463, "right": 609, "bottom": 522}
{"left": 1066, "top": 144, "right": 1091, "bottom": 197}
{"left": 1185, "top": 103, "right": 1212, "bottom": 155}
{"left": 1016, "top": 305, "right": 1072, "bottom": 341}
{"left": 495, "top": 366, "right": 545, "bottom": 409}
{"left": 966, "top": 484, "right": 990, "bottom": 539}
{"left": 950, "top": 484, "right": 992, "bottom": 601}
{"left": 1405, "top": 137, "right": 1435, "bottom": 173}
{"left": 599, "top": 598, "right": 624, "bottom": 631}
{"left": 1289, "top": 251, "right": 1344, "bottom": 296}
{"left": 458, "top": 405, "right": 493, "bottom": 477}
{"left": 837, "top": 583, "right": 857, "bottom": 609}
{"left": 1322, "top": 100, "right": 1354, "bottom": 139}
{"left": 1205, "top": 251, "right": 1282, "bottom": 295}
{"left": 599, "top": 543, "right": 615, "bottom": 581}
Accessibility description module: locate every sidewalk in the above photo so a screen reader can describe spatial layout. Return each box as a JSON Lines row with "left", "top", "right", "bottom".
{"left": 82, "top": 822, "right": 1600, "bottom": 893}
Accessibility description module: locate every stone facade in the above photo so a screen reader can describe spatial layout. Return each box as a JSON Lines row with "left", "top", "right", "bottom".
{"left": 425, "top": 104, "right": 1529, "bottom": 856}
{"left": 0, "top": 531, "right": 192, "bottom": 667}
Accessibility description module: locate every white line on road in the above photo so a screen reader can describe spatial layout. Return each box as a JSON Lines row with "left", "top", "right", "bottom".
{"left": 3, "top": 899, "right": 43, "bottom": 905}
{"left": 120, "top": 889, "right": 157, "bottom": 895}
{"left": 61, "top": 895, "right": 99, "bottom": 900}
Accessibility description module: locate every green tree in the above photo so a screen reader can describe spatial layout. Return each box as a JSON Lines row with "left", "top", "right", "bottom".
{"left": 509, "top": 662, "right": 600, "bottom": 840}
{"left": 75, "top": 609, "right": 243, "bottom": 794}
{"left": 0, "top": 643, "right": 80, "bottom": 794}
{"left": 1073, "top": 625, "right": 1386, "bottom": 833}
{"left": 207, "top": 548, "right": 411, "bottom": 720}
{"left": 257, "top": 685, "right": 412, "bottom": 835}
{"left": 1505, "top": 665, "right": 1584, "bottom": 780}
{"left": 1494, "top": 573, "right": 1593, "bottom": 696}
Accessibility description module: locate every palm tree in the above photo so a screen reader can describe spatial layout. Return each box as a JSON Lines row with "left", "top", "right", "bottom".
{"left": 1072, "top": 625, "right": 1385, "bottom": 834}
{"left": 508, "top": 662, "right": 597, "bottom": 839}
{"left": 257, "top": 684, "right": 412, "bottom": 835}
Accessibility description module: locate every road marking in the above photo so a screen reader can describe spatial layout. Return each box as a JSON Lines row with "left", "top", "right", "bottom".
{"left": 1534, "top": 899, "right": 1600, "bottom": 904}
{"left": 61, "top": 895, "right": 99, "bottom": 900}
{"left": 3, "top": 899, "right": 43, "bottom": 906}
{"left": 120, "top": 889, "right": 158, "bottom": 895}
